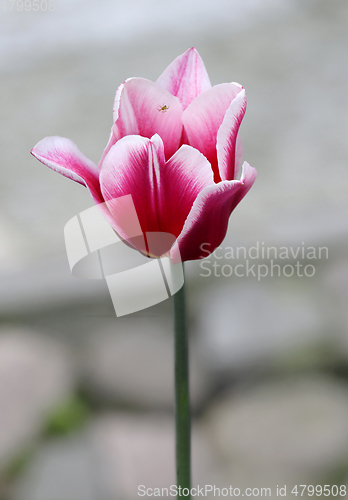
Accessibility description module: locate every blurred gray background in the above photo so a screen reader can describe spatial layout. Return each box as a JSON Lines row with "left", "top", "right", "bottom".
{"left": 1, "top": 0, "right": 348, "bottom": 498}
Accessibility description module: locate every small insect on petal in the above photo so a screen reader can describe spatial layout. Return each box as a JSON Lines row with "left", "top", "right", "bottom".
{"left": 158, "top": 104, "right": 170, "bottom": 113}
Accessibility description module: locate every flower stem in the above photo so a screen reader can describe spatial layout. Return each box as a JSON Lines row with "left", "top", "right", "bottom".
{"left": 173, "top": 266, "right": 191, "bottom": 498}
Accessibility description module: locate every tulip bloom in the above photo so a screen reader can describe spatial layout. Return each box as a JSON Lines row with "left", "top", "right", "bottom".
{"left": 31, "top": 48, "right": 256, "bottom": 262}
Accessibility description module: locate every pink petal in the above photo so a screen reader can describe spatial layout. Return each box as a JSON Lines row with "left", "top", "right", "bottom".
{"left": 100, "top": 134, "right": 164, "bottom": 241}
{"left": 31, "top": 136, "right": 103, "bottom": 204}
{"left": 217, "top": 89, "right": 247, "bottom": 181}
{"left": 101, "top": 78, "right": 183, "bottom": 166}
{"left": 182, "top": 82, "right": 244, "bottom": 182}
{"left": 161, "top": 144, "right": 214, "bottom": 238}
{"left": 234, "top": 133, "right": 243, "bottom": 178}
{"left": 99, "top": 134, "right": 213, "bottom": 254}
{"left": 156, "top": 47, "right": 212, "bottom": 110}
{"left": 173, "top": 162, "right": 257, "bottom": 262}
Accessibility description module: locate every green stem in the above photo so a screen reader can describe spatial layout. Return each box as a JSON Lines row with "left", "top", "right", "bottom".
{"left": 173, "top": 266, "right": 191, "bottom": 498}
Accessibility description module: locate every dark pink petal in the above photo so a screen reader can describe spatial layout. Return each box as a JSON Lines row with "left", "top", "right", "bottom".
{"left": 182, "top": 82, "right": 244, "bottom": 182}
{"left": 161, "top": 144, "right": 214, "bottom": 237}
{"left": 173, "top": 162, "right": 257, "bottom": 262}
{"left": 31, "top": 136, "right": 103, "bottom": 204}
{"left": 100, "top": 78, "right": 183, "bottom": 165}
{"left": 100, "top": 134, "right": 164, "bottom": 241}
{"left": 217, "top": 89, "right": 247, "bottom": 181}
{"left": 99, "top": 134, "right": 213, "bottom": 250}
{"left": 156, "top": 47, "right": 212, "bottom": 110}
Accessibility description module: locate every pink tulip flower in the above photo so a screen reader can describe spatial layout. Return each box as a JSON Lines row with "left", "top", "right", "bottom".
{"left": 31, "top": 48, "right": 256, "bottom": 262}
